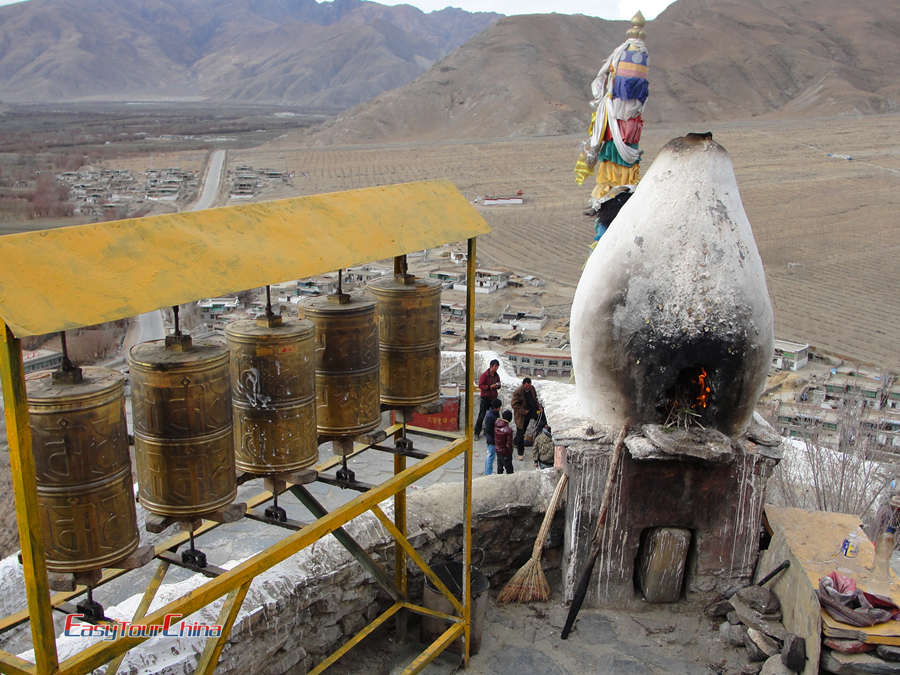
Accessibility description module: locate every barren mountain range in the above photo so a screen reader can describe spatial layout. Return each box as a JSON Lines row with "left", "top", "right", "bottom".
{"left": 311, "top": 0, "right": 900, "bottom": 142}
{"left": 0, "top": 0, "right": 499, "bottom": 109}
{"left": 1, "top": 0, "right": 897, "bottom": 138}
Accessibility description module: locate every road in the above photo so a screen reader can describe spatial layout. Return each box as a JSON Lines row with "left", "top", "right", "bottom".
{"left": 190, "top": 149, "right": 226, "bottom": 211}
{"left": 129, "top": 149, "right": 226, "bottom": 348}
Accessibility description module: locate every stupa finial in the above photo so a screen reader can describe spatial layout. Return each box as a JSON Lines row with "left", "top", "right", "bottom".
{"left": 626, "top": 11, "right": 646, "bottom": 40}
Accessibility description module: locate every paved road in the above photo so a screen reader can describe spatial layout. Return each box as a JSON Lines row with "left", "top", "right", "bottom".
{"left": 190, "top": 149, "right": 226, "bottom": 211}
{"left": 127, "top": 149, "right": 226, "bottom": 347}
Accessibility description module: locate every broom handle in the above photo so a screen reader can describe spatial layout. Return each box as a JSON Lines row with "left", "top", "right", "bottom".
{"left": 561, "top": 424, "right": 629, "bottom": 640}
{"left": 531, "top": 473, "right": 569, "bottom": 559}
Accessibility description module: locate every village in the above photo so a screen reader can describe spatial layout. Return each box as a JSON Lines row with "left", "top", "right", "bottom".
{"left": 54, "top": 164, "right": 294, "bottom": 221}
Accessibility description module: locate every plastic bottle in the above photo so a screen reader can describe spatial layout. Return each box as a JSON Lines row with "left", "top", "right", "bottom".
{"left": 874, "top": 526, "right": 896, "bottom": 584}
{"left": 841, "top": 530, "right": 861, "bottom": 559}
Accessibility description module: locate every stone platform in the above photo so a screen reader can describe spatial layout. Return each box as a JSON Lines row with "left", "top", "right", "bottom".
{"left": 544, "top": 381, "right": 783, "bottom": 608}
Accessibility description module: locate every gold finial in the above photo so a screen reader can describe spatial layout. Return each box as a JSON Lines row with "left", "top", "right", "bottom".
{"left": 626, "top": 11, "right": 646, "bottom": 40}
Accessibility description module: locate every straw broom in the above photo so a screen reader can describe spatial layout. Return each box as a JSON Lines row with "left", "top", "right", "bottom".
{"left": 498, "top": 472, "right": 569, "bottom": 604}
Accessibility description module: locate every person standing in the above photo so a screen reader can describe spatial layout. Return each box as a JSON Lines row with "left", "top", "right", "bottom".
{"left": 483, "top": 398, "right": 502, "bottom": 476}
{"left": 494, "top": 410, "right": 514, "bottom": 475}
{"left": 474, "top": 359, "right": 501, "bottom": 439}
{"left": 511, "top": 377, "right": 543, "bottom": 460}
{"left": 532, "top": 425, "right": 555, "bottom": 470}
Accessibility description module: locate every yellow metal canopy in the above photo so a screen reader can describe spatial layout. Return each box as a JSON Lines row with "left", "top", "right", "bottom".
{"left": 0, "top": 180, "right": 490, "bottom": 337}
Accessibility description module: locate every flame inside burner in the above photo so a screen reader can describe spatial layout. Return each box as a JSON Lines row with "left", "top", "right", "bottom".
{"left": 659, "top": 365, "right": 714, "bottom": 428}
{"left": 694, "top": 367, "right": 710, "bottom": 409}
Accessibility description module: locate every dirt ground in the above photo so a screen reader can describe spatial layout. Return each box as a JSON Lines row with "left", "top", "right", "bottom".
{"left": 325, "top": 592, "right": 747, "bottom": 675}
{"left": 217, "top": 113, "right": 899, "bottom": 371}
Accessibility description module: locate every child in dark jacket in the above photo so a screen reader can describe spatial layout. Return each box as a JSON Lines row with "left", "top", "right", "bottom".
{"left": 494, "top": 410, "right": 514, "bottom": 475}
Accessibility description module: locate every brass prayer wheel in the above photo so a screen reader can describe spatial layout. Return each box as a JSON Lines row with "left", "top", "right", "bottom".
{"left": 129, "top": 336, "right": 236, "bottom": 518}
{"left": 368, "top": 274, "right": 441, "bottom": 407}
{"left": 300, "top": 292, "right": 380, "bottom": 438}
{"left": 26, "top": 367, "right": 139, "bottom": 573}
{"left": 225, "top": 316, "right": 318, "bottom": 474}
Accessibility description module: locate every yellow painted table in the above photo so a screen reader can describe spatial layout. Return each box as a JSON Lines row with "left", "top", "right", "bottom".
{"left": 761, "top": 505, "right": 900, "bottom": 675}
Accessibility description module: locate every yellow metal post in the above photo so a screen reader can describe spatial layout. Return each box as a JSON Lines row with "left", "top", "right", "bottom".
{"left": 0, "top": 652, "right": 35, "bottom": 675}
{"left": 103, "top": 560, "right": 170, "bottom": 675}
{"left": 0, "top": 321, "right": 58, "bottom": 675}
{"left": 370, "top": 507, "right": 464, "bottom": 616}
{"left": 462, "top": 237, "right": 476, "bottom": 663}
{"left": 402, "top": 623, "right": 465, "bottom": 675}
{"left": 193, "top": 580, "right": 251, "bottom": 675}
{"left": 307, "top": 603, "right": 403, "bottom": 675}
{"left": 394, "top": 435, "right": 407, "bottom": 636}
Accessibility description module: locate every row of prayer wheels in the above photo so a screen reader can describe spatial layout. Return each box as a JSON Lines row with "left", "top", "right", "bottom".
{"left": 24, "top": 272, "right": 441, "bottom": 574}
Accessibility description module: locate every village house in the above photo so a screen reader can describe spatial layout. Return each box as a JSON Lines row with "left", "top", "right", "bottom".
{"left": 503, "top": 345, "right": 573, "bottom": 378}
{"left": 451, "top": 268, "right": 510, "bottom": 294}
{"left": 498, "top": 304, "right": 547, "bottom": 332}
{"left": 197, "top": 297, "right": 240, "bottom": 321}
{"left": 771, "top": 338, "right": 810, "bottom": 371}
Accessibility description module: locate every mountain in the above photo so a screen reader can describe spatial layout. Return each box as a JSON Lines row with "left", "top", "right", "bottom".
{"left": 0, "top": 0, "right": 500, "bottom": 109}
{"left": 307, "top": 0, "right": 900, "bottom": 142}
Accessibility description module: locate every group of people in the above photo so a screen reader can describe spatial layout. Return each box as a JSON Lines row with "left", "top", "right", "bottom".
{"left": 474, "top": 360, "right": 555, "bottom": 475}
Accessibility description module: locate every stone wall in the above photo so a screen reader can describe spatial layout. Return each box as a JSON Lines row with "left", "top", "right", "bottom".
{"left": 6, "top": 470, "right": 563, "bottom": 674}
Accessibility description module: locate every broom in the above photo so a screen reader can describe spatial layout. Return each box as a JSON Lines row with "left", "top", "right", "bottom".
{"left": 497, "top": 472, "right": 569, "bottom": 604}
{"left": 561, "top": 424, "right": 629, "bottom": 639}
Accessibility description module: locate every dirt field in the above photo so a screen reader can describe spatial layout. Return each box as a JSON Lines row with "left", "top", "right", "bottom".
{"left": 96, "top": 149, "right": 209, "bottom": 174}
{"left": 224, "top": 114, "right": 900, "bottom": 370}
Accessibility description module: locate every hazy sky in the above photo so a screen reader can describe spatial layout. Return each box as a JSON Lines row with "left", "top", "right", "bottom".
{"left": 0, "top": 0, "right": 675, "bottom": 20}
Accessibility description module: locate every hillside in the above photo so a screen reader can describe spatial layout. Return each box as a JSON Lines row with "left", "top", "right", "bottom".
{"left": 0, "top": 0, "right": 499, "bottom": 109}
{"left": 307, "top": 0, "right": 900, "bottom": 143}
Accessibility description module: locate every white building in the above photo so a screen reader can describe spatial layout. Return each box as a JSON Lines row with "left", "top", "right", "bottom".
{"left": 772, "top": 339, "right": 810, "bottom": 371}
{"left": 197, "top": 297, "right": 240, "bottom": 320}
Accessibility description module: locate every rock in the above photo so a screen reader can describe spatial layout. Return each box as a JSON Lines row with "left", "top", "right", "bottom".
{"left": 637, "top": 527, "right": 691, "bottom": 603}
{"left": 642, "top": 424, "right": 734, "bottom": 464}
{"left": 707, "top": 598, "right": 735, "bottom": 618}
{"left": 822, "top": 649, "right": 900, "bottom": 674}
{"left": 728, "top": 610, "right": 741, "bottom": 625}
{"left": 824, "top": 638, "right": 876, "bottom": 654}
{"left": 760, "top": 654, "right": 792, "bottom": 674}
{"left": 747, "top": 412, "right": 784, "bottom": 448}
{"left": 735, "top": 585, "right": 781, "bottom": 616}
{"left": 781, "top": 633, "right": 806, "bottom": 671}
{"left": 729, "top": 595, "right": 786, "bottom": 641}
{"left": 746, "top": 628, "right": 780, "bottom": 659}
{"left": 744, "top": 632, "right": 770, "bottom": 662}
{"left": 624, "top": 434, "right": 668, "bottom": 461}
{"left": 720, "top": 621, "right": 747, "bottom": 647}
{"left": 741, "top": 662, "right": 764, "bottom": 675}
{"left": 878, "top": 646, "right": 900, "bottom": 662}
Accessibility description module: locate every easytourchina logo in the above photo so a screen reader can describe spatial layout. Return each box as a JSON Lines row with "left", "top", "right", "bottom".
{"left": 64, "top": 614, "right": 223, "bottom": 641}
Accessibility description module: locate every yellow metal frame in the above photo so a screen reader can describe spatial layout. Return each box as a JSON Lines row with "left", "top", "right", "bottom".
{"left": 0, "top": 181, "right": 485, "bottom": 674}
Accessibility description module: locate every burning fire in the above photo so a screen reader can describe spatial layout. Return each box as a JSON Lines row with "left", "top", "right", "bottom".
{"left": 693, "top": 367, "right": 710, "bottom": 410}
{"left": 661, "top": 365, "right": 713, "bottom": 429}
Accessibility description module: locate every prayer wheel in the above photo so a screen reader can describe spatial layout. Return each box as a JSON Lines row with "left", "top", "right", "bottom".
{"left": 225, "top": 316, "right": 318, "bottom": 474}
{"left": 129, "top": 336, "right": 236, "bottom": 518}
{"left": 368, "top": 274, "right": 441, "bottom": 407}
{"left": 26, "top": 367, "right": 139, "bottom": 573}
{"left": 299, "top": 292, "right": 380, "bottom": 439}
